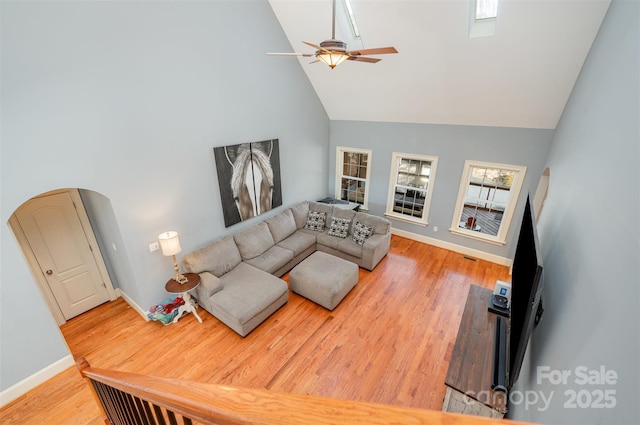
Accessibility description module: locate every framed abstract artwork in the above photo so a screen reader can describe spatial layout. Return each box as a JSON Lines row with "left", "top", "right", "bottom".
{"left": 213, "top": 139, "right": 282, "bottom": 227}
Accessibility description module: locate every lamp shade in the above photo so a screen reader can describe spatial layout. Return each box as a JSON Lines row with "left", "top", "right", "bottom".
{"left": 158, "top": 231, "right": 181, "bottom": 256}
{"left": 317, "top": 51, "right": 348, "bottom": 69}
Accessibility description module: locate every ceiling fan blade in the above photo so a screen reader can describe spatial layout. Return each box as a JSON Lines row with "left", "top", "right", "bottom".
{"left": 348, "top": 46, "right": 398, "bottom": 56}
{"left": 347, "top": 56, "right": 381, "bottom": 64}
{"left": 302, "top": 41, "right": 329, "bottom": 53}
{"left": 267, "top": 52, "right": 315, "bottom": 57}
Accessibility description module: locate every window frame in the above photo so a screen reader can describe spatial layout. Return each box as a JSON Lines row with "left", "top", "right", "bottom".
{"left": 449, "top": 160, "right": 527, "bottom": 245}
{"left": 334, "top": 146, "right": 372, "bottom": 211}
{"left": 469, "top": 0, "right": 497, "bottom": 38}
{"left": 384, "top": 152, "right": 439, "bottom": 226}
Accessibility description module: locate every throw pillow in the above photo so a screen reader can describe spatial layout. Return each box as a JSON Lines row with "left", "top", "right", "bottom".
{"left": 352, "top": 220, "right": 374, "bottom": 246}
{"left": 305, "top": 211, "right": 326, "bottom": 231}
{"left": 328, "top": 217, "right": 351, "bottom": 238}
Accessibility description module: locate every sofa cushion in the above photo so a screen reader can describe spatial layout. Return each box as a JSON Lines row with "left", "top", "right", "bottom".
{"left": 331, "top": 208, "right": 357, "bottom": 233}
{"left": 327, "top": 217, "right": 351, "bottom": 238}
{"left": 331, "top": 207, "right": 356, "bottom": 220}
{"left": 234, "top": 222, "right": 275, "bottom": 260}
{"left": 352, "top": 220, "right": 374, "bottom": 246}
{"left": 317, "top": 231, "right": 341, "bottom": 249}
{"left": 277, "top": 230, "right": 317, "bottom": 256}
{"left": 265, "top": 209, "right": 297, "bottom": 243}
{"left": 308, "top": 201, "right": 335, "bottom": 224}
{"left": 244, "top": 245, "right": 294, "bottom": 274}
{"left": 338, "top": 237, "right": 364, "bottom": 258}
{"left": 354, "top": 211, "right": 390, "bottom": 235}
{"left": 181, "top": 236, "right": 241, "bottom": 278}
{"left": 305, "top": 211, "right": 326, "bottom": 231}
{"left": 317, "top": 232, "right": 363, "bottom": 259}
{"left": 289, "top": 201, "right": 310, "bottom": 229}
{"left": 212, "top": 263, "right": 288, "bottom": 326}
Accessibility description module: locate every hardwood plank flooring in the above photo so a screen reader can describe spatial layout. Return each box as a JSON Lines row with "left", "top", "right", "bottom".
{"left": 0, "top": 235, "right": 510, "bottom": 424}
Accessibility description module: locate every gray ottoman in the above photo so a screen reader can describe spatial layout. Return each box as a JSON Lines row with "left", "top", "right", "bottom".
{"left": 289, "top": 251, "right": 358, "bottom": 310}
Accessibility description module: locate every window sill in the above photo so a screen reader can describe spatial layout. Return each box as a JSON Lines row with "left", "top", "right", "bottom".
{"left": 384, "top": 213, "right": 428, "bottom": 227}
{"left": 448, "top": 227, "right": 506, "bottom": 246}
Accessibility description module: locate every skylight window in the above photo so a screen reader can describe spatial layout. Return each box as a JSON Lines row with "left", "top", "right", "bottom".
{"left": 476, "top": 0, "right": 498, "bottom": 20}
{"left": 343, "top": 0, "right": 361, "bottom": 39}
{"left": 469, "top": 0, "right": 497, "bottom": 38}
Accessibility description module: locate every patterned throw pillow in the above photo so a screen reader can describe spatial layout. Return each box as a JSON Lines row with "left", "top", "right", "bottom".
{"left": 327, "top": 217, "right": 351, "bottom": 238}
{"left": 352, "top": 220, "right": 374, "bottom": 246}
{"left": 305, "top": 211, "right": 326, "bottom": 231}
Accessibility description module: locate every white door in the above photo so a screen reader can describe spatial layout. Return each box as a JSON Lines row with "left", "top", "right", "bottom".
{"left": 15, "top": 192, "right": 111, "bottom": 320}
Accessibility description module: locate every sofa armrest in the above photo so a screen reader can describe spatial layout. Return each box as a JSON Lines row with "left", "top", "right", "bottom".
{"left": 194, "top": 272, "right": 224, "bottom": 314}
{"left": 360, "top": 232, "right": 391, "bottom": 271}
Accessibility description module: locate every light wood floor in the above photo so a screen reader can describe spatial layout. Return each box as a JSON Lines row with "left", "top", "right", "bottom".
{"left": 0, "top": 235, "right": 510, "bottom": 425}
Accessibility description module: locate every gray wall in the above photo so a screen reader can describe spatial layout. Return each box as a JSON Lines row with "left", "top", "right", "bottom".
{"left": 509, "top": 1, "right": 639, "bottom": 424}
{"left": 329, "top": 121, "right": 553, "bottom": 258}
{"left": 1, "top": 1, "right": 328, "bottom": 391}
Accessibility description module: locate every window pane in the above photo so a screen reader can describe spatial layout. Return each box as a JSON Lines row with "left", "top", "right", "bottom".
{"left": 471, "top": 167, "right": 488, "bottom": 182}
{"left": 460, "top": 203, "right": 502, "bottom": 236}
{"left": 420, "top": 161, "right": 431, "bottom": 176}
{"left": 397, "top": 173, "right": 408, "bottom": 186}
{"left": 393, "top": 188, "right": 426, "bottom": 218}
{"left": 337, "top": 148, "right": 371, "bottom": 208}
{"left": 341, "top": 179, "right": 366, "bottom": 203}
{"left": 476, "top": 0, "right": 498, "bottom": 19}
{"left": 386, "top": 153, "right": 438, "bottom": 224}
{"left": 351, "top": 165, "right": 358, "bottom": 178}
{"left": 357, "top": 165, "right": 367, "bottom": 179}
{"left": 454, "top": 161, "right": 524, "bottom": 241}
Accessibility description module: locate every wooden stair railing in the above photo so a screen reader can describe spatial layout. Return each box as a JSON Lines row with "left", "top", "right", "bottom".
{"left": 77, "top": 357, "right": 532, "bottom": 425}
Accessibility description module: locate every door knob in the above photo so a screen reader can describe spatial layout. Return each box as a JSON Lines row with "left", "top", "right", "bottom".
{"left": 46, "top": 269, "right": 53, "bottom": 275}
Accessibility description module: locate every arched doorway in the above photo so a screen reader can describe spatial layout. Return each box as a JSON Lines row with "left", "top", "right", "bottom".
{"left": 9, "top": 188, "right": 120, "bottom": 325}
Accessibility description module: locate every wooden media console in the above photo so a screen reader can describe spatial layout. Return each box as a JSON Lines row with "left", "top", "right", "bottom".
{"left": 443, "top": 285, "right": 508, "bottom": 418}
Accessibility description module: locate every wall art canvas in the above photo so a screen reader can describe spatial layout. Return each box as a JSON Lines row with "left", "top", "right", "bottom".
{"left": 214, "top": 139, "right": 282, "bottom": 227}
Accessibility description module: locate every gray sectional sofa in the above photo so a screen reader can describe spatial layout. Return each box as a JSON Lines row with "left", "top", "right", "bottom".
{"left": 181, "top": 200, "right": 391, "bottom": 337}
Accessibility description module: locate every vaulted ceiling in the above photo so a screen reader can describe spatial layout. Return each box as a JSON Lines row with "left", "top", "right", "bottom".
{"left": 268, "top": 0, "right": 611, "bottom": 129}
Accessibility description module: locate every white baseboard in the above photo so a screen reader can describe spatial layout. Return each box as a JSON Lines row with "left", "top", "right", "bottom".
{"left": 391, "top": 227, "right": 513, "bottom": 268}
{"left": 0, "top": 291, "right": 150, "bottom": 408}
{"left": 0, "top": 354, "right": 75, "bottom": 408}
{"left": 117, "top": 288, "right": 150, "bottom": 322}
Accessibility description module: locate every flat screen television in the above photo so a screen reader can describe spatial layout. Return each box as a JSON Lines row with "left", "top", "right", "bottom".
{"left": 507, "top": 194, "right": 544, "bottom": 389}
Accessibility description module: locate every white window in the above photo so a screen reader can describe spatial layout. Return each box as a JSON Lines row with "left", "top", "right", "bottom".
{"left": 476, "top": 0, "right": 498, "bottom": 20}
{"left": 335, "top": 147, "right": 371, "bottom": 210}
{"left": 385, "top": 152, "right": 438, "bottom": 225}
{"left": 342, "top": 0, "right": 361, "bottom": 39}
{"left": 450, "top": 160, "right": 526, "bottom": 245}
{"left": 469, "top": 0, "right": 498, "bottom": 38}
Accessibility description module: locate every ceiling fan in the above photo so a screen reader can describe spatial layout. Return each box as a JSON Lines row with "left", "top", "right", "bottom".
{"left": 268, "top": 0, "right": 398, "bottom": 69}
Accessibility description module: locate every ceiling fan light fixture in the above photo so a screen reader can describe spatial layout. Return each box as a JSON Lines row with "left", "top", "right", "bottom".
{"left": 268, "top": 0, "right": 397, "bottom": 68}
{"left": 317, "top": 39, "right": 349, "bottom": 69}
{"left": 317, "top": 51, "right": 349, "bottom": 69}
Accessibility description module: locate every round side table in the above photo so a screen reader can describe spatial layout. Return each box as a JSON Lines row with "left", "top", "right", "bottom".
{"left": 165, "top": 272, "right": 203, "bottom": 324}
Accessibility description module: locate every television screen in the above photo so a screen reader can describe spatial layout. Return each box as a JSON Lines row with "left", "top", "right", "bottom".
{"left": 508, "top": 195, "right": 544, "bottom": 389}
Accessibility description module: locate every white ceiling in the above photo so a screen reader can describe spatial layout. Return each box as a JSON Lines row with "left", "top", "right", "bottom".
{"left": 268, "top": 0, "right": 611, "bottom": 129}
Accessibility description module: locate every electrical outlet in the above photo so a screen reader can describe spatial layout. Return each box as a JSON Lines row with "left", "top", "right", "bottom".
{"left": 433, "top": 226, "right": 438, "bottom": 232}
{"left": 149, "top": 242, "right": 159, "bottom": 252}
